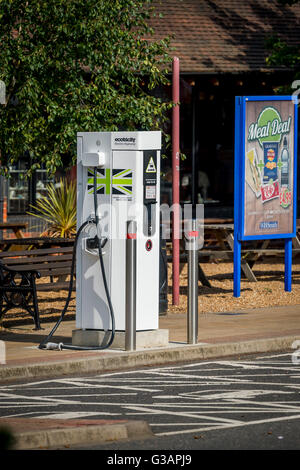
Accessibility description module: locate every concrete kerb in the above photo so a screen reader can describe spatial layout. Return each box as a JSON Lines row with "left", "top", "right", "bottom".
{"left": 1, "top": 334, "right": 299, "bottom": 383}
{"left": 11, "top": 420, "right": 153, "bottom": 450}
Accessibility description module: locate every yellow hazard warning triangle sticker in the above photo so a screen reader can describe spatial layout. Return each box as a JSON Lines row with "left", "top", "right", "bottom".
{"left": 145, "top": 156, "right": 156, "bottom": 173}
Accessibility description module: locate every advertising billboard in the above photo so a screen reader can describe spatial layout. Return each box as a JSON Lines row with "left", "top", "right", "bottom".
{"left": 235, "top": 96, "right": 298, "bottom": 241}
{"left": 234, "top": 96, "right": 298, "bottom": 297}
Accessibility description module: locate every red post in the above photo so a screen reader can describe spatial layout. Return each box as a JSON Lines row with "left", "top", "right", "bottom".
{"left": 172, "top": 57, "right": 180, "bottom": 305}
{"left": 3, "top": 196, "right": 7, "bottom": 222}
{"left": 69, "top": 165, "right": 77, "bottom": 181}
{"left": 3, "top": 196, "right": 7, "bottom": 238}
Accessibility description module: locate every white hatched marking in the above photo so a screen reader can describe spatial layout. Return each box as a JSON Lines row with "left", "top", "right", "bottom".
{"left": 157, "top": 413, "right": 300, "bottom": 437}
{"left": 34, "top": 411, "right": 118, "bottom": 419}
{"left": 125, "top": 405, "right": 242, "bottom": 424}
{"left": 0, "top": 352, "right": 299, "bottom": 439}
{"left": 57, "top": 379, "right": 160, "bottom": 393}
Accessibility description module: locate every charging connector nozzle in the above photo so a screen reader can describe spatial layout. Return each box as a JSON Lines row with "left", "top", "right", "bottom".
{"left": 43, "top": 342, "right": 63, "bottom": 350}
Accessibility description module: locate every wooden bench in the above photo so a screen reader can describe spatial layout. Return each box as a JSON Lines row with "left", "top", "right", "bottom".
{"left": 0, "top": 245, "right": 75, "bottom": 329}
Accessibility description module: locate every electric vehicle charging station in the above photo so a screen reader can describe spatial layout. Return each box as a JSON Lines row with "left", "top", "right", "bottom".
{"left": 73, "top": 131, "right": 169, "bottom": 349}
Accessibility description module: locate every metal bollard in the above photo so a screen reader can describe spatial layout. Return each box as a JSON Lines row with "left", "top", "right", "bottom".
{"left": 186, "top": 219, "right": 199, "bottom": 344}
{"left": 125, "top": 220, "right": 137, "bottom": 351}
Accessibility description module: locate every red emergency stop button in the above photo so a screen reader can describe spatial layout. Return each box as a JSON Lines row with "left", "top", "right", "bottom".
{"left": 145, "top": 239, "right": 152, "bottom": 251}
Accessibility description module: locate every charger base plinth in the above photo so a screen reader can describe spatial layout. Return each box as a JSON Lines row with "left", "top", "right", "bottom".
{"left": 72, "top": 328, "right": 169, "bottom": 350}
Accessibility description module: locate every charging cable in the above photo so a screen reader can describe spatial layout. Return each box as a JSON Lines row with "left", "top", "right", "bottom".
{"left": 38, "top": 168, "right": 115, "bottom": 351}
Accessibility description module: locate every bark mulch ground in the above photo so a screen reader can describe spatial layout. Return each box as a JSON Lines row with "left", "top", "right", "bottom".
{"left": 1, "top": 257, "right": 299, "bottom": 329}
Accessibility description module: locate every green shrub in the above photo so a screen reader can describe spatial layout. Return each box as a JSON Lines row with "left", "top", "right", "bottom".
{"left": 28, "top": 178, "right": 76, "bottom": 238}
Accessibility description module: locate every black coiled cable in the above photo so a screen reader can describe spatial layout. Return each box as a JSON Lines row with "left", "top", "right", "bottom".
{"left": 38, "top": 168, "right": 115, "bottom": 350}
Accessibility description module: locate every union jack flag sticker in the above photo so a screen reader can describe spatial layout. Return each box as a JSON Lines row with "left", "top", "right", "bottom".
{"left": 88, "top": 168, "right": 132, "bottom": 196}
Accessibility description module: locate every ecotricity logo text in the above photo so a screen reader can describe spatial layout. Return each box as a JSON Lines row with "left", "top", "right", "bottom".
{"left": 114, "top": 137, "right": 136, "bottom": 145}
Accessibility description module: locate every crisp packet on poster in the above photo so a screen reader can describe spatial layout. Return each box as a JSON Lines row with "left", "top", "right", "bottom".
{"left": 263, "top": 142, "right": 279, "bottom": 184}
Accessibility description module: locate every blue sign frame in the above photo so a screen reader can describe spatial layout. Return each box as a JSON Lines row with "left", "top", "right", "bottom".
{"left": 234, "top": 95, "right": 298, "bottom": 297}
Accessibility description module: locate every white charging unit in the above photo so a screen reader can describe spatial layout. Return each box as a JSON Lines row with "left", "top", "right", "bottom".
{"left": 76, "top": 131, "right": 161, "bottom": 332}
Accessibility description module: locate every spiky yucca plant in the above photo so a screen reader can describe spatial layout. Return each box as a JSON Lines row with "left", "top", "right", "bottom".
{"left": 28, "top": 178, "right": 76, "bottom": 238}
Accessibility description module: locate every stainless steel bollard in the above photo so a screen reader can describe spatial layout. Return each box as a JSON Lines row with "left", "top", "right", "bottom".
{"left": 186, "top": 219, "right": 199, "bottom": 344}
{"left": 125, "top": 220, "right": 137, "bottom": 351}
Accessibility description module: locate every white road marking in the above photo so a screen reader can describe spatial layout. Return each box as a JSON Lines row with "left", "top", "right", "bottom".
{"left": 0, "top": 352, "right": 299, "bottom": 439}
{"left": 34, "top": 411, "right": 118, "bottom": 419}
{"left": 156, "top": 413, "right": 300, "bottom": 437}
{"left": 56, "top": 379, "right": 161, "bottom": 393}
{"left": 124, "top": 405, "right": 242, "bottom": 424}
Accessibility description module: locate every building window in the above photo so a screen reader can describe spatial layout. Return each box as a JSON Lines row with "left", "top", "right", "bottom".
{"left": 7, "top": 161, "right": 29, "bottom": 214}
{"left": 7, "top": 160, "right": 54, "bottom": 215}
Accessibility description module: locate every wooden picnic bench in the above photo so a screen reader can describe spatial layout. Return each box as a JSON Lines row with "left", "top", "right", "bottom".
{"left": 0, "top": 222, "right": 28, "bottom": 240}
{"left": 168, "top": 218, "right": 300, "bottom": 288}
{"left": 0, "top": 244, "right": 75, "bottom": 330}
{"left": 0, "top": 236, "right": 74, "bottom": 252}
{"left": 167, "top": 244, "right": 300, "bottom": 289}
